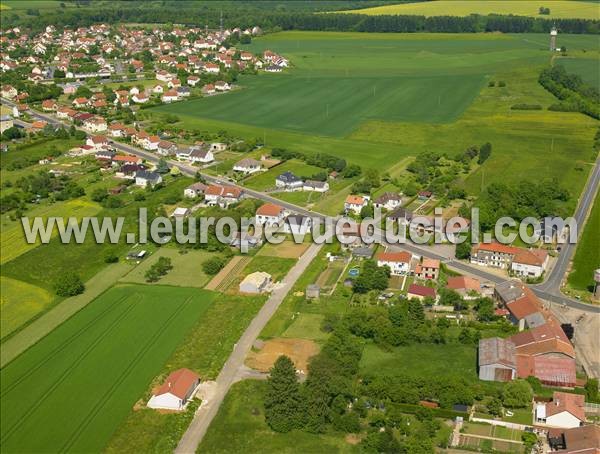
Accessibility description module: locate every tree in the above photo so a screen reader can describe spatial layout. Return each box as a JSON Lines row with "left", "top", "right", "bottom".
{"left": 54, "top": 272, "right": 85, "bottom": 297}
{"left": 585, "top": 378, "right": 599, "bottom": 403}
{"left": 156, "top": 158, "right": 170, "bottom": 174}
{"left": 502, "top": 380, "right": 533, "bottom": 408}
{"left": 104, "top": 252, "right": 119, "bottom": 263}
{"left": 91, "top": 188, "right": 108, "bottom": 202}
{"left": 478, "top": 142, "right": 492, "bottom": 164}
{"left": 475, "top": 297, "right": 495, "bottom": 321}
{"left": 487, "top": 397, "right": 503, "bottom": 416}
{"left": 264, "top": 355, "right": 305, "bottom": 432}
{"left": 202, "top": 256, "right": 226, "bottom": 275}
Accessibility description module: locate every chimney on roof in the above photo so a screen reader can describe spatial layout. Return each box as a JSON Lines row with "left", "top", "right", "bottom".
{"left": 168, "top": 382, "right": 171, "bottom": 389}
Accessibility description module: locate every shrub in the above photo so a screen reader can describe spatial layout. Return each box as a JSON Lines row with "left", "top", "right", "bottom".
{"left": 54, "top": 272, "right": 85, "bottom": 297}
{"left": 202, "top": 256, "right": 226, "bottom": 275}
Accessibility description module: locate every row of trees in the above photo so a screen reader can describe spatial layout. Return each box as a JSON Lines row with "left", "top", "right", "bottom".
{"left": 7, "top": 4, "right": 599, "bottom": 35}
{"left": 144, "top": 256, "right": 173, "bottom": 282}
{"left": 539, "top": 65, "right": 600, "bottom": 119}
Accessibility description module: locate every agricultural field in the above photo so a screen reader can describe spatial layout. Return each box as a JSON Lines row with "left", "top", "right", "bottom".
{"left": 200, "top": 380, "right": 358, "bottom": 454}
{"left": 343, "top": 1, "right": 600, "bottom": 19}
{"left": 105, "top": 293, "right": 266, "bottom": 453}
{"left": 0, "top": 285, "right": 216, "bottom": 453}
{"left": 359, "top": 342, "right": 478, "bottom": 380}
{"left": 119, "top": 247, "right": 220, "bottom": 288}
{"left": 150, "top": 32, "right": 598, "bottom": 211}
{"left": 0, "top": 276, "right": 53, "bottom": 339}
{"left": 558, "top": 57, "right": 600, "bottom": 88}
{"left": 568, "top": 193, "right": 600, "bottom": 292}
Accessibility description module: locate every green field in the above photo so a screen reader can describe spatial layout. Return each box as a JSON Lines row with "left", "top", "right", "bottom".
{"left": 359, "top": 342, "right": 478, "bottom": 380}
{"left": 149, "top": 32, "right": 598, "bottom": 210}
{"left": 568, "top": 192, "right": 600, "bottom": 291}
{"left": 344, "top": 1, "right": 600, "bottom": 19}
{"left": 200, "top": 380, "right": 357, "bottom": 454}
{"left": 119, "top": 247, "right": 220, "bottom": 288}
{"left": 0, "top": 276, "right": 53, "bottom": 338}
{"left": 558, "top": 57, "right": 600, "bottom": 88}
{"left": 0, "top": 285, "right": 216, "bottom": 453}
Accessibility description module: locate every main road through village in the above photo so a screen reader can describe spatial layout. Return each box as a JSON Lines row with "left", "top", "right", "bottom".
{"left": 2, "top": 99, "right": 599, "bottom": 452}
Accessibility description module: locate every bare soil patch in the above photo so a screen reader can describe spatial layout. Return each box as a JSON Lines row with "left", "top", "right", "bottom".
{"left": 246, "top": 338, "right": 320, "bottom": 373}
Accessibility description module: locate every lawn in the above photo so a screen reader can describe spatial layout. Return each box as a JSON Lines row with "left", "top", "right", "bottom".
{"left": 343, "top": 1, "right": 600, "bottom": 19}
{"left": 119, "top": 247, "right": 220, "bottom": 288}
{"left": 199, "top": 380, "right": 358, "bottom": 454}
{"left": 359, "top": 342, "right": 478, "bottom": 380}
{"left": 242, "top": 255, "right": 297, "bottom": 283}
{"left": 0, "top": 285, "right": 216, "bottom": 453}
{"left": 281, "top": 313, "right": 330, "bottom": 341}
{"left": 256, "top": 240, "right": 310, "bottom": 259}
{"left": 568, "top": 192, "right": 600, "bottom": 291}
{"left": 0, "top": 276, "right": 52, "bottom": 339}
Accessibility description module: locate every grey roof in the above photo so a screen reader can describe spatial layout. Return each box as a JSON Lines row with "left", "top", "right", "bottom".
{"left": 524, "top": 312, "right": 547, "bottom": 329}
{"left": 387, "top": 206, "right": 413, "bottom": 221}
{"left": 277, "top": 171, "right": 301, "bottom": 184}
{"left": 136, "top": 170, "right": 160, "bottom": 181}
{"left": 495, "top": 280, "right": 525, "bottom": 304}
{"left": 0, "top": 115, "right": 12, "bottom": 121}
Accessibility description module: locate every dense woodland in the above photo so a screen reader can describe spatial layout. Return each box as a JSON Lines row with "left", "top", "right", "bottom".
{"left": 4, "top": 1, "right": 599, "bottom": 34}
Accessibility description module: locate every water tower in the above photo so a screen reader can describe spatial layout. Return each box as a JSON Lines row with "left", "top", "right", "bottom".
{"left": 550, "top": 27, "right": 558, "bottom": 51}
{"left": 594, "top": 269, "right": 600, "bottom": 301}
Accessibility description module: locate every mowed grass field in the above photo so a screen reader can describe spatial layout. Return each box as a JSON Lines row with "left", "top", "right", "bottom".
{"left": 0, "top": 285, "right": 216, "bottom": 453}
{"left": 119, "top": 247, "right": 220, "bottom": 288}
{"left": 343, "top": 1, "right": 600, "bottom": 19}
{"left": 359, "top": 342, "right": 478, "bottom": 381}
{"left": 568, "top": 192, "right": 600, "bottom": 291}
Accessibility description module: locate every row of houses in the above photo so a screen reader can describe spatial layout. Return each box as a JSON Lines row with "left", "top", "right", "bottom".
{"left": 471, "top": 242, "right": 549, "bottom": 278}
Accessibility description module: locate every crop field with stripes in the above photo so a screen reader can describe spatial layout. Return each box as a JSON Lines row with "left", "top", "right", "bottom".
{"left": 0, "top": 285, "right": 215, "bottom": 453}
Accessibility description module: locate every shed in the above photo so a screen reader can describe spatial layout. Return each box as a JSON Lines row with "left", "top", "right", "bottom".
{"left": 306, "top": 284, "right": 320, "bottom": 299}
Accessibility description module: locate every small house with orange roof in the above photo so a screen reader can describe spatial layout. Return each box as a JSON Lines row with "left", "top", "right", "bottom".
{"left": 147, "top": 368, "right": 200, "bottom": 411}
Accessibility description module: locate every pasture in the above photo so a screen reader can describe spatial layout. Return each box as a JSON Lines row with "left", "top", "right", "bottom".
{"left": 344, "top": 1, "right": 600, "bottom": 19}
{"left": 0, "top": 285, "right": 216, "bottom": 453}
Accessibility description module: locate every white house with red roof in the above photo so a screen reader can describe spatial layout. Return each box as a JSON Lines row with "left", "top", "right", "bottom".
{"left": 535, "top": 392, "right": 586, "bottom": 429}
{"left": 255, "top": 203, "right": 285, "bottom": 227}
{"left": 376, "top": 250, "right": 412, "bottom": 276}
{"left": 344, "top": 195, "right": 368, "bottom": 215}
{"left": 86, "top": 135, "right": 108, "bottom": 151}
{"left": 147, "top": 368, "right": 200, "bottom": 411}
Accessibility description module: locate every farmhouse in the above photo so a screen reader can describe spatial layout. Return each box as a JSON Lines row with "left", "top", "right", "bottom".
{"left": 344, "top": 195, "right": 368, "bottom": 215}
{"left": 276, "top": 171, "right": 303, "bottom": 190}
{"left": 233, "top": 158, "right": 262, "bottom": 174}
{"left": 255, "top": 203, "right": 285, "bottom": 227}
{"left": 147, "top": 368, "right": 200, "bottom": 411}
{"left": 535, "top": 392, "right": 585, "bottom": 429}
{"left": 239, "top": 271, "right": 272, "bottom": 294}
{"left": 376, "top": 251, "right": 411, "bottom": 276}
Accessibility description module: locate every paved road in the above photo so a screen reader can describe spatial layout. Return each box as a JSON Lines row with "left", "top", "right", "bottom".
{"left": 533, "top": 156, "right": 600, "bottom": 294}
{"left": 175, "top": 242, "right": 323, "bottom": 453}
